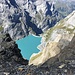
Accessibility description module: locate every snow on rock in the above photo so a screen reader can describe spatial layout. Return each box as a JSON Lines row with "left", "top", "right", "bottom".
{"left": 0, "top": 0, "right": 75, "bottom": 40}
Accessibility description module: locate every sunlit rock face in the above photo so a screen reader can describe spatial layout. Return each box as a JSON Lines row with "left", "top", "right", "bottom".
{"left": 0, "top": 0, "right": 75, "bottom": 40}
{"left": 29, "top": 11, "right": 75, "bottom": 65}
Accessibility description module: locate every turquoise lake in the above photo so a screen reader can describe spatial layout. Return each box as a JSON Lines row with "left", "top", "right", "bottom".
{"left": 16, "top": 35, "right": 41, "bottom": 60}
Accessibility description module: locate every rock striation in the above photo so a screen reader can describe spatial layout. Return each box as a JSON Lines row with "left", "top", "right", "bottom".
{"left": 0, "top": 33, "right": 75, "bottom": 75}
{"left": 29, "top": 11, "right": 75, "bottom": 65}
{"left": 0, "top": 32, "right": 28, "bottom": 69}
{"left": 0, "top": 0, "right": 75, "bottom": 40}
{"left": 0, "top": 0, "right": 75, "bottom": 75}
{"left": 0, "top": 12, "right": 75, "bottom": 75}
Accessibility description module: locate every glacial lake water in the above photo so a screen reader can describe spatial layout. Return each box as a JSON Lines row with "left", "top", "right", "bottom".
{"left": 16, "top": 35, "right": 41, "bottom": 60}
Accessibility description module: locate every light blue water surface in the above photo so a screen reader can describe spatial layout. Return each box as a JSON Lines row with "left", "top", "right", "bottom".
{"left": 16, "top": 35, "right": 41, "bottom": 60}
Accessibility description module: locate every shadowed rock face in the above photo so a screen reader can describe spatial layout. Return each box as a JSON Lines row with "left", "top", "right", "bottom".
{"left": 0, "top": 33, "right": 28, "bottom": 65}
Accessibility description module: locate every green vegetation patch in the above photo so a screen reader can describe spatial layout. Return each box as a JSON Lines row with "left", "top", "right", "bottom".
{"left": 0, "top": 26, "right": 3, "bottom": 31}
{"left": 30, "top": 52, "right": 42, "bottom": 62}
{"left": 45, "top": 22, "right": 64, "bottom": 41}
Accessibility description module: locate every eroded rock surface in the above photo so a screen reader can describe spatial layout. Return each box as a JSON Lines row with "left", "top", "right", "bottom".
{"left": 0, "top": 33, "right": 28, "bottom": 74}
{"left": 0, "top": 0, "right": 75, "bottom": 40}
{"left": 29, "top": 11, "right": 75, "bottom": 65}
{"left": 0, "top": 33, "right": 75, "bottom": 75}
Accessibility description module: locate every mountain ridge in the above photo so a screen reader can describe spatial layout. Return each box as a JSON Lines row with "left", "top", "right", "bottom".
{"left": 0, "top": 0, "right": 75, "bottom": 75}
{"left": 29, "top": 10, "right": 75, "bottom": 65}
{"left": 0, "top": 0, "right": 75, "bottom": 40}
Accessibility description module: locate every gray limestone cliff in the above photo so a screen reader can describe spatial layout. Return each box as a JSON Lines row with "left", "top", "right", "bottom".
{"left": 0, "top": 0, "right": 75, "bottom": 75}
{"left": 29, "top": 11, "right": 75, "bottom": 65}
{"left": 0, "top": 0, "right": 75, "bottom": 40}
{"left": 0, "top": 10, "right": 75, "bottom": 75}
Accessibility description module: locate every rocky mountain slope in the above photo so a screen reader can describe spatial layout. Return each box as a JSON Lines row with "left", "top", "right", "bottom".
{"left": 0, "top": 32, "right": 28, "bottom": 65}
{"left": 0, "top": 0, "right": 75, "bottom": 75}
{"left": 0, "top": 29, "right": 75, "bottom": 75}
{"left": 29, "top": 11, "right": 75, "bottom": 65}
{"left": 0, "top": 0, "right": 75, "bottom": 40}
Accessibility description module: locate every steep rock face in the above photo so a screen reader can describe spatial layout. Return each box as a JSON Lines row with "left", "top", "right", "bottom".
{"left": 0, "top": 34, "right": 75, "bottom": 75}
{"left": 41, "top": 34, "right": 75, "bottom": 68}
{"left": 37, "top": 35, "right": 75, "bottom": 75}
{"left": 0, "top": 0, "right": 75, "bottom": 40}
{"left": 29, "top": 11, "right": 75, "bottom": 65}
{"left": 0, "top": 33, "right": 28, "bottom": 66}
